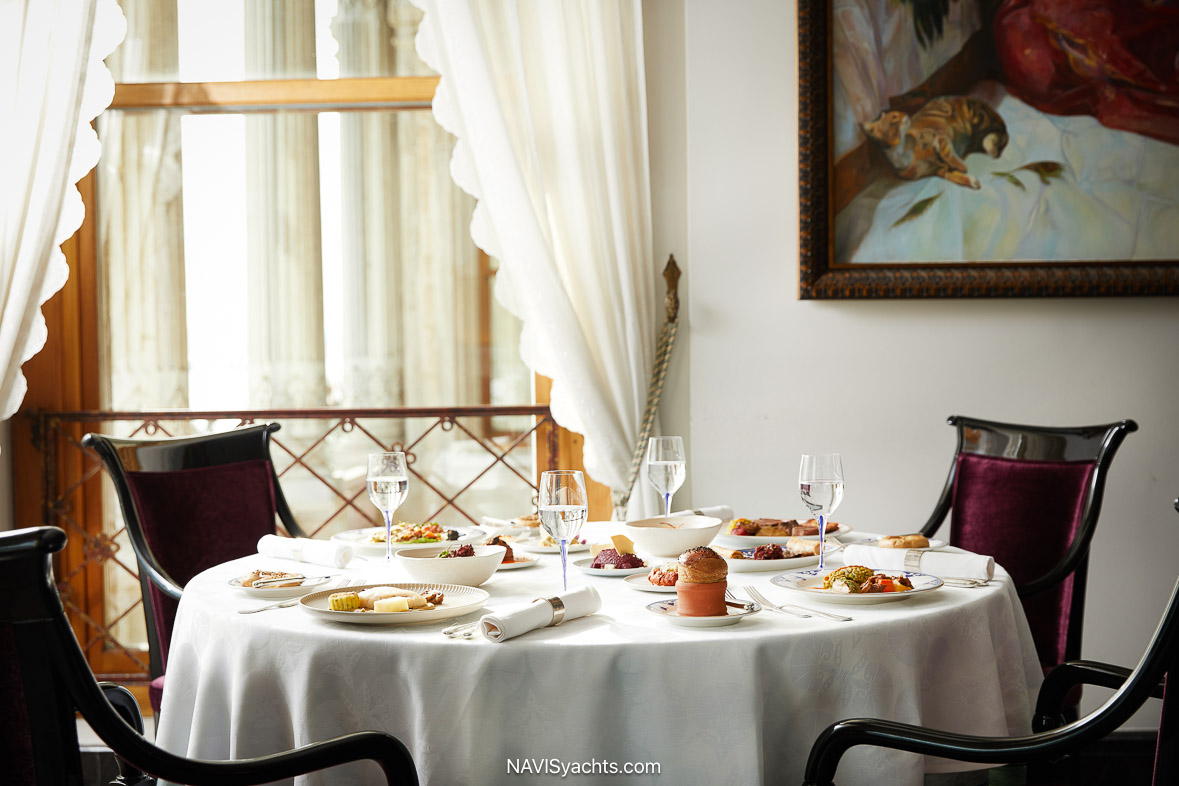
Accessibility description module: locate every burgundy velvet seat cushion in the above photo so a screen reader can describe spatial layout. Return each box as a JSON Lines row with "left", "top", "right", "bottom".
{"left": 125, "top": 459, "right": 278, "bottom": 669}
{"left": 0, "top": 622, "right": 36, "bottom": 784}
{"left": 949, "top": 453, "right": 1096, "bottom": 670}
{"left": 149, "top": 673, "right": 167, "bottom": 715}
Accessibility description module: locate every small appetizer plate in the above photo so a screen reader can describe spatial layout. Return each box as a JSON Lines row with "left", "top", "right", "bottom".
{"left": 572, "top": 558, "right": 649, "bottom": 577}
{"left": 771, "top": 568, "right": 943, "bottom": 605}
{"left": 331, "top": 526, "right": 485, "bottom": 557}
{"left": 495, "top": 555, "right": 541, "bottom": 571}
{"left": 228, "top": 575, "right": 333, "bottom": 599}
{"left": 645, "top": 598, "right": 760, "bottom": 627}
{"left": 845, "top": 537, "right": 947, "bottom": 551}
{"left": 713, "top": 522, "right": 853, "bottom": 548}
{"left": 623, "top": 574, "right": 677, "bottom": 592}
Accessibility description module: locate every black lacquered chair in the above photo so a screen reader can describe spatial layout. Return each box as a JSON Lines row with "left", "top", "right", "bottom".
{"left": 82, "top": 423, "right": 307, "bottom": 716}
{"left": 802, "top": 507, "right": 1177, "bottom": 785}
{"left": 0, "top": 526, "right": 417, "bottom": 786}
{"left": 920, "top": 415, "right": 1136, "bottom": 672}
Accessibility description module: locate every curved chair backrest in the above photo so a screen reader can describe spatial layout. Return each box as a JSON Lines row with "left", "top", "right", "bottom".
{"left": 0, "top": 526, "right": 416, "bottom": 786}
{"left": 921, "top": 415, "right": 1136, "bottom": 669}
{"left": 81, "top": 423, "right": 306, "bottom": 677}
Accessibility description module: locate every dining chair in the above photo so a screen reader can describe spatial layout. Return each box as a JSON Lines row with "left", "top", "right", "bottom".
{"left": 0, "top": 525, "right": 417, "bottom": 786}
{"left": 801, "top": 542, "right": 1177, "bottom": 785}
{"left": 81, "top": 423, "right": 307, "bottom": 717}
{"left": 920, "top": 415, "right": 1136, "bottom": 672}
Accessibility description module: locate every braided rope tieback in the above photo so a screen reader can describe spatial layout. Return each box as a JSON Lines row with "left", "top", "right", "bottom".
{"left": 613, "top": 256, "right": 681, "bottom": 519}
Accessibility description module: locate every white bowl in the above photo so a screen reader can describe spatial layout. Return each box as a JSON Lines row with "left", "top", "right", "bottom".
{"left": 394, "top": 544, "right": 506, "bottom": 587}
{"left": 623, "top": 515, "right": 723, "bottom": 558}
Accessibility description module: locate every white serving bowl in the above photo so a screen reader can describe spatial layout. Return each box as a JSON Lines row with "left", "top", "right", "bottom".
{"left": 394, "top": 544, "right": 506, "bottom": 587}
{"left": 623, "top": 515, "right": 723, "bottom": 558}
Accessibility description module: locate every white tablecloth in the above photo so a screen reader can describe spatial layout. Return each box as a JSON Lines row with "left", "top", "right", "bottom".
{"left": 156, "top": 526, "right": 1043, "bottom": 786}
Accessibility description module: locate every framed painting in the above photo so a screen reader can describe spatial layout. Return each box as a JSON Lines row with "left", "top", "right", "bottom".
{"left": 799, "top": 0, "right": 1179, "bottom": 298}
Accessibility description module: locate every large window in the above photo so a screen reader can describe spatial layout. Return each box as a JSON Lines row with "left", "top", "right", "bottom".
{"left": 92, "top": 0, "right": 533, "bottom": 648}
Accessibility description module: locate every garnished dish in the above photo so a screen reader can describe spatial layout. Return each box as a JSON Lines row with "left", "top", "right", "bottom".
{"left": 715, "top": 517, "right": 852, "bottom": 548}
{"left": 574, "top": 535, "right": 648, "bottom": 576}
{"left": 369, "top": 522, "right": 459, "bottom": 544}
{"left": 522, "top": 532, "right": 591, "bottom": 553}
{"left": 485, "top": 536, "right": 539, "bottom": 570}
{"left": 300, "top": 582, "right": 491, "bottom": 625}
{"left": 772, "top": 567, "right": 943, "bottom": 605}
{"left": 647, "top": 561, "right": 679, "bottom": 586}
{"left": 711, "top": 537, "right": 836, "bottom": 573}
{"left": 228, "top": 570, "right": 333, "bottom": 598}
{"left": 332, "top": 524, "right": 484, "bottom": 556}
{"left": 437, "top": 544, "right": 476, "bottom": 559}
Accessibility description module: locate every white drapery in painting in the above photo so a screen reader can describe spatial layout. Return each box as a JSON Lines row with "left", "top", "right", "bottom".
{"left": 413, "top": 0, "right": 660, "bottom": 517}
{"left": 0, "top": 0, "right": 124, "bottom": 421}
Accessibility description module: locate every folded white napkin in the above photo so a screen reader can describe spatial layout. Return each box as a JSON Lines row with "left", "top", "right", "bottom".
{"left": 671, "top": 505, "right": 735, "bottom": 521}
{"left": 257, "top": 535, "right": 354, "bottom": 569}
{"left": 842, "top": 544, "right": 994, "bottom": 581}
{"left": 479, "top": 585, "right": 601, "bottom": 643}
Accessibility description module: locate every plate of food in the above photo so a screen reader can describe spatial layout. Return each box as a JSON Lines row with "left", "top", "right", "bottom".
{"left": 713, "top": 518, "right": 852, "bottom": 548}
{"left": 771, "top": 565, "right": 943, "bottom": 604}
{"left": 624, "top": 566, "right": 679, "bottom": 592}
{"left": 573, "top": 535, "right": 649, "bottom": 576}
{"left": 713, "top": 540, "right": 840, "bottom": 573}
{"left": 228, "top": 570, "right": 335, "bottom": 599}
{"left": 845, "top": 534, "right": 947, "bottom": 551}
{"left": 332, "top": 523, "right": 485, "bottom": 556}
{"left": 519, "top": 533, "right": 591, "bottom": 554}
{"left": 645, "top": 597, "right": 760, "bottom": 627}
{"left": 479, "top": 535, "right": 540, "bottom": 570}
{"left": 299, "top": 582, "right": 490, "bottom": 625}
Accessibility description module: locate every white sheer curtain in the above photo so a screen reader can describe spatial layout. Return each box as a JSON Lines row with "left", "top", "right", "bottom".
{"left": 0, "top": 0, "right": 124, "bottom": 421}
{"left": 413, "top": 0, "right": 660, "bottom": 518}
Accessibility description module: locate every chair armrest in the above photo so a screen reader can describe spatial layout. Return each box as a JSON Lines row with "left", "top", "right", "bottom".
{"left": 1033, "top": 661, "right": 1164, "bottom": 732}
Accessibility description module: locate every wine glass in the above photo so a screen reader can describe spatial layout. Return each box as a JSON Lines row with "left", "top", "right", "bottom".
{"left": 538, "top": 470, "right": 588, "bottom": 591}
{"left": 367, "top": 452, "right": 409, "bottom": 570}
{"left": 799, "top": 453, "right": 845, "bottom": 571}
{"left": 646, "top": 436, "right": 686, "bottom": 517}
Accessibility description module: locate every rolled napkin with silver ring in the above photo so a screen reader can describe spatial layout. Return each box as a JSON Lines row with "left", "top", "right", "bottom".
{"left": 671, "top": 505, "right": 735, "bottom": 521}
{"left": 257, "top": 535, "right": 354, "bottom": 569}
{"left": 478, "top": 585, "right": 601, "bottom": 643}
{"left": 842, "top": 544, "right": 994, "bottom": 581}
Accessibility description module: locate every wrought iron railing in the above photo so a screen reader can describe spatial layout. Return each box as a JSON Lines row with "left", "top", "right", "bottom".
{"left": 25, "top": 406, "right": 557, "bottom": 684}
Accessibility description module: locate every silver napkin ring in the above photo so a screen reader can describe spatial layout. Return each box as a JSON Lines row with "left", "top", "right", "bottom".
{"left": 904, "top": 549, "right": 923, "bottom": 572}
{"left": 534, "top": 596, "right": 566, "bottom": 626}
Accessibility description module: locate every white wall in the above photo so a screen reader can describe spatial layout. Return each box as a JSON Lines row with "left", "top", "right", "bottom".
{"left": 649, "top": 0, "right": 1179, "bottom": 729}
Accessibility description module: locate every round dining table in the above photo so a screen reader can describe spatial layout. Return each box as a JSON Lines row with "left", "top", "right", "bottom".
{"left": 156, "top": 524, "right": 1043, "bottom": 786}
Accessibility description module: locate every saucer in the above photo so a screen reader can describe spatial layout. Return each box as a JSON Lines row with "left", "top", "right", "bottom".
{"left": 645, "top": 598, "right": 760, "bottom": 627}
{"left": 624, "top": 574, "right": 676, "bottom": 592}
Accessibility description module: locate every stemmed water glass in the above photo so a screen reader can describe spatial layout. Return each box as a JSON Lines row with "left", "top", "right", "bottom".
{"left": 646, "top": 436, "right": 686, "bottom": 517}
{"left": 799, "top": 453, "right": 844, "bottom": 571}
{"left": 367, "top": 452, "right": 409, "bottom": 571}
{"left": 538, "top": 470, "right": 588, "bottom": 591}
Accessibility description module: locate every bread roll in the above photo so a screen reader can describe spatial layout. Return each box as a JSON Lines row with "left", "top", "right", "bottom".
{"left": 677, "top": 546, "right": 728, "bottom": 584}
{"left": 785, "top": 537, "right": 821, "bottom": 556}
{"left": 877, "top": 534, "right": 929, "bottom": 549}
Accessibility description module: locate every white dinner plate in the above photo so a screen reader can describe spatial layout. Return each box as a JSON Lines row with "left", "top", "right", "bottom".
{"left": 771, "top": 568, "right": 943, "bottom": 604}
{"left": 332, "top": 526, "right": 485, "bottom": 557}
{"left": 299, "top": 582, "right": 489, "bottom": 625}
{"left": 713, "top": 522, "right": 853, "bottom": 548}
{"left": 645, "top": 598, "right": 760, "bottom": 627}
{"left": 845, "top": 537, "right": 947, "bottom": 551}
{"left": 228, "top": 574, "right": 334, "bottom": 599}
{"left": 719, "top": 542, "right": 840, "bottom": 573}
{"left": 572, "top": 558, "right": 649, "bottom": 577}
{"left": 624, "top": 574, "right": 677, "bottom": 592}
{"left": 495, "top": 555, "right": 540, "bottom": 571}
{"left": 519, "top": 541, "right": 591, "bottom": 554}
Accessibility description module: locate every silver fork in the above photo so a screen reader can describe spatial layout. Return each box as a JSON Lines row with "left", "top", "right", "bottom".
{"left": 723, "top": 588, "right": 755, "bottom": 611}
{"left": 738, "top": 586, "right": 810, "bottom": 618}
{"left": 745, "top": 585, "right": 852, "bottom": 622}
{"left": 238, "top": 576, "right": 354, "bottom": 614}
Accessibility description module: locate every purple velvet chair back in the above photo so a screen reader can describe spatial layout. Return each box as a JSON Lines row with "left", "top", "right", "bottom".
{"left": 124, "top": 459, "right": 278, "bottom": 668}
{"left": 922, "top": 416, "right": 1136, "bottom": 672}
{"left": 0, "top": 622, "right": 37, "bottom": 784}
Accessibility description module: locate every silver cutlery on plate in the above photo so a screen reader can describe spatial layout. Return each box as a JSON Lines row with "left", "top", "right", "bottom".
{"left": 238, "top": 577, "right": 355, "bottom": 614}
{"left": 739, "top": 586, "right": 810, "bottom": 618}
{"left": 248, "top": 574, "right": 336, "bottom": 589}
{"left": 938, "top": 576, "right": 990, "bottom": 588}
{"left": 722, "top": 589, "right": 755, "bottom": 611}
{"left": 745, "top": 585, "right": 852, "bottom": 622}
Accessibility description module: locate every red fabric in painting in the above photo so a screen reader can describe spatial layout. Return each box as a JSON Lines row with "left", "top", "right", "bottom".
{"left": 125, "top": 459, "right": 278, "bottom": 669}
{"left": 994, "top": 0, "right": 1179, "bottom": 145}
{"left": 0, "top": 622, "right": 36, "bottom": 784}
{"left": 949, "top": 453, "right": 1095, "bottom": 670}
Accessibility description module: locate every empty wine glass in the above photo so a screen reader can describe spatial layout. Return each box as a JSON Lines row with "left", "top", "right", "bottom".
{"left": 367, "top": 452, "right": 409, "bottom": 570}
{"left": 538, "top": 470, "right": 588, "bottom": 591}
{"left": 646, "top": 436, "right": 686, "bottom": 517}
{"left": 799, "top": 453, "right": 844, "bottom": 571}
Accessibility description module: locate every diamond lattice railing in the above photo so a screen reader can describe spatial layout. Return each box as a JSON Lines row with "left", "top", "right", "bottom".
{"left": 26, "top": 406, "right": 557, "bottom": 684}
